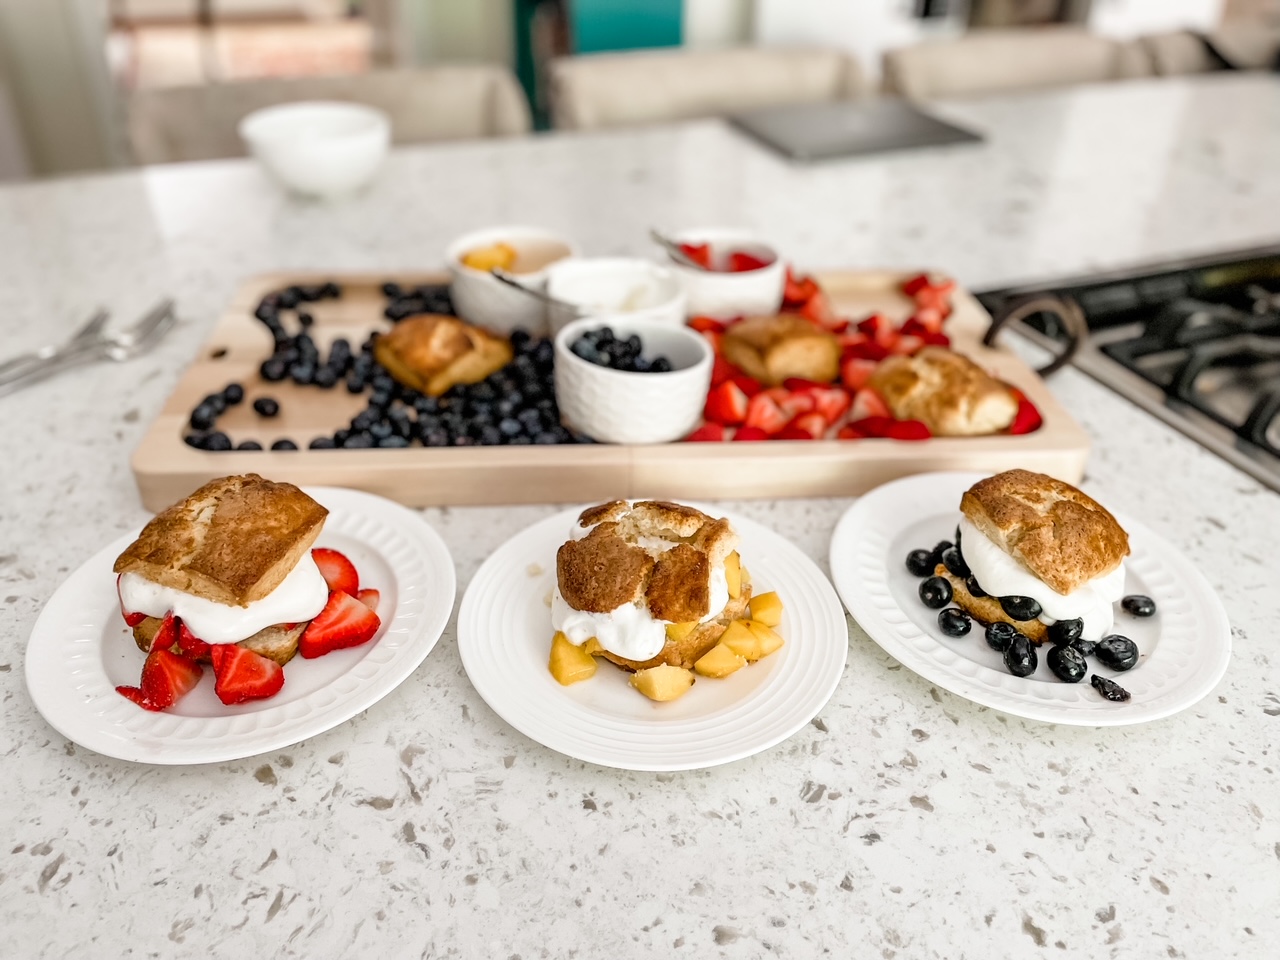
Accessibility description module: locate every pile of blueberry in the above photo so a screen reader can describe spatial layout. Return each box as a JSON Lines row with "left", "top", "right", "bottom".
{"left": 185, "top": 280, "right": 590, "bottom": 451}
{"left": 907, "top": 528, "right": 1154, "bottom": 701}
{"left": 570, "top": 326, "right": 673, "bottom": 373}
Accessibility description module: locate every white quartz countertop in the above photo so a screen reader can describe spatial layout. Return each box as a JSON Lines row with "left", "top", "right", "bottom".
{"left": 1, "top": 73, "right": 1278, "bottom": 958}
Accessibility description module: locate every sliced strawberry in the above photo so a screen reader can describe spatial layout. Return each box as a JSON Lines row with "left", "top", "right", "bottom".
{"left": 138, "top": 648, "right": 204, "bottom": 710}
{"left": 900, "top": 317, "right": 928, "bottom": 337}
{"left": 711, "top": 354, "right": 737, "bottom": 387}
{"left": 732, "top": 425, "right": 769, "bottom": 441}
{"left": 700, "top": 329, "right": 723, "bottom": 354}
{"left": 298, "top": 590, "right": 381, "bottom": 659}
{"left": 849, "top": 389, "right": 891, "bottom": 421}
{"left": 783, "top": 269, "right": 819, "bottom": 306}
{"left": 178, "top": 622, "right": 211, "bottom": 662}
{"left": 685, "top": 422, "right": 727, "bottom": 442}
{"left": 921, "top": 331, "right": 951, "bottom": 347}
{"left": 149, "top": 612, "right": 179, "bottom": 652}
{"left": 842, "top": 416, "right": 896, "bottom": 439}
{"left": 703, "top": 381, "right": 749, "bottom": 426}
{"left": 1009, "top": 398, "right": 1044, "bottom": 435}
{"left": 209, "top": 644, "right": 284, "bottom": 704}
{"left": 844, "top": 340, "right": 890, "bottom": 362}
{"left": 812, "top": 387, "right": 852, "bottom": 423}
{"left": 841, "top": 357, "right": 879, "bottom": 392}
{"left": 901, "top": 273, "right": 932, "bottom": 297}
{"left": 911, "top": 306, "right": 946, "bottom": 334}
{"left": 856, "top": 313, "right": 887, "bottom": 337}
{"left": 744, "top": 392, "right": 789, "bottom": 435}
{"left": 357, "top": 588, "right": 381, "bottom": 611}
{"left": 775, "top": 425, "right": 816, "bottom": 441}
{"left": 728, "top": 251, "right": 772, "bottom": 273}
{"left": 687, "top": 315, "right": 727, "bottom": 335}
{"left": 782, "top": 378, "right": 826, "bottom": 393}
{"left": 891, "top": 334, "right": 925, "bottom": 356}
{"left": 913, "top": 287, "right": 954, "bottom": 317}
{"left": 886, "top": 419, "right": 932, "bottom": 441}
{"left": 116, "top": 576, "right": 148, "bottom": 627}
{"left": 115, "top": 685, "right": 153, "bottom": 709}
{"left": 729, "top": 372, "right": 763, "bottom": 397}
{"left": 312, "top": 547, "right": 359, "bottom": 596}
{"left": 678, "top": 242, "right": 712, "bottom": 269}
{"left": 798, "top": 291, "right": 837, "bottom": 328}
{"left": 787, "top": 412, "right": 829, "bottom": 439}
{"left": 779, "top": 393, "right": 816, "bottom": 419}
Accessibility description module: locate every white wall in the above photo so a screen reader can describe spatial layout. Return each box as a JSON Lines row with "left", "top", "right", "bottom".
{"left": 752, "top": 0, "right": 968, "bottom": 81}
{"left": 1088, "top": 0, "right": 1225, "bottom": 38}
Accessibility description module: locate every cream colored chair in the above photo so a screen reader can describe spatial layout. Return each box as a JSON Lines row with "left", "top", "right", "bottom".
{"left": 882, "top": 27, "right": 1152, "bottom": 101}
{"left": 128, "top": 66, "right": 531, "bottom": 164}
{"left": 547, "top": 47, "right": 867, "bottom": 131}
{"left": 1138, "top": 32, "right": 1220, "bottom": 75}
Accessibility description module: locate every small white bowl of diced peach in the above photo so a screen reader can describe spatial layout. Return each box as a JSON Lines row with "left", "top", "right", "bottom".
{"left": 446, "top": 225, "right": 577, "bottom": 336}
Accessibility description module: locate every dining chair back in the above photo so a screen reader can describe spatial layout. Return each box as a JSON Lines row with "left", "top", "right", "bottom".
{"left": 547, "top": 46, "right": 867, "bottom": 131}
{"left": 882, "top": 27, "right": 1151, "bottom": 101}
{"left": 128, "top": 66, "right": 531, "bottom": 164}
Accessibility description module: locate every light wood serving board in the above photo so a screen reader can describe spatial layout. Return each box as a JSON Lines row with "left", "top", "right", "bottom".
{"left": 132, "top": 271, "right": 1089, "bottom": 511}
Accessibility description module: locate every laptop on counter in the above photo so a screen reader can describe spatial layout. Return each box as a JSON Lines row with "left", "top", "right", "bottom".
{"left": 729, "top": 98, "right": 983, "bottom": 162}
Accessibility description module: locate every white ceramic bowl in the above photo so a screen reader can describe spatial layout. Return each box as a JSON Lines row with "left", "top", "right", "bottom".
{"left": 663, "top": 227, "right": 786, "bottom": 320}
{"left": 238, "top": 101, "right": 389, "bottom": 198}
{"left": 446, "top": 226, "right": 577, "bottom": 337}
{"left": 554, "top": 316, "right": 713, "bottom": 445}
{"left": 545, "top": 257, "right": 686, "bottom": 335}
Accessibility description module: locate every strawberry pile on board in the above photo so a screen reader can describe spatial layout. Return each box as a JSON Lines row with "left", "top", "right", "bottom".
{"left": 686, "top": 270, "right": 1043, "bottom": 442}
{"left": 115, "top": 548, "right": 381, "bottom": 712}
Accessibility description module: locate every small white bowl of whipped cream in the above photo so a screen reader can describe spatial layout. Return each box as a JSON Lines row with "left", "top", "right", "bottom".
{"left": 545, "top": 258, "right": 686, "bottom": 336}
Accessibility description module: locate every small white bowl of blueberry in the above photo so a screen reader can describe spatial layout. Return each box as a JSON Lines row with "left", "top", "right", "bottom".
{"left": 553, "top": 317, "right": 713, "bottom": 444}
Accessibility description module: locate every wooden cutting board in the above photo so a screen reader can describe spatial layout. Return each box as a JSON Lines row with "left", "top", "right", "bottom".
{"left": 131, "top": 270, "right": 1089, "bottom": 510}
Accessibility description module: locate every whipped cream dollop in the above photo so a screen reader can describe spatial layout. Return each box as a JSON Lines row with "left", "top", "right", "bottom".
{"left": 958, "top": 517, "right": 1125, "bottom": 641}
{"left": 118, "top": 553, "right": 330, "bottom": 645}
{"left": 552, "top": 520, "right": 731, "bottom": 662}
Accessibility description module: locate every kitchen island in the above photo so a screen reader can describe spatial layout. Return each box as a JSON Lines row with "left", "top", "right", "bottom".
{"left": 1, "top": 73, "right": 1277, "bottom": 959}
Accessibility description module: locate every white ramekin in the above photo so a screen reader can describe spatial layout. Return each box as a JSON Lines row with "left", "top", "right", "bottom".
{"left": 446, "top": 225, "right": 577, "bottom": 336}
{"left": 238, "top": 101, "right": 389, "bottom": 198}
{"left": 554, "top": 315, "right": 713, "bottom": 444}
{"left": 545, "top": 257, "right": 687, "bottom": 335}
{"left": 663, "top": 227, "right": 786, "bottom": 320}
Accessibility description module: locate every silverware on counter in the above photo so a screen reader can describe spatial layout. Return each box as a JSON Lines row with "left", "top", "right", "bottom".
{"left": 489, "top": 268, "right": 583, "bottom": 315}
{"left": 0, "top": 299, "right": 177, "bottom": 399}
{"left": 649, "top": 229, "right": 708, "bottom": 270}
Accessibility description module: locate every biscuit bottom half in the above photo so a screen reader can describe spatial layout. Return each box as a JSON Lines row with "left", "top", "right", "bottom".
{"left": 597, "top": 577, "right": 753, "bottom": 673}
{"left": 935, "top": 565, "right": 1049, "bottom": 644}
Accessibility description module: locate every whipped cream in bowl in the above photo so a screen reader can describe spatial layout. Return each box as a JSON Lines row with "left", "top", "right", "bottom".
{"left": 118, "top": 553, "right": 330, "bottom": 645}
{"left": 958, "top": 517, "right": 1126, "bottom": 641}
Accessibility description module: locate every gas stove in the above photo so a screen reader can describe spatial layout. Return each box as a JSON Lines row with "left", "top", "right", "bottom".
{"left": 976, "top": 247, "right": 1280, "bottom": 493}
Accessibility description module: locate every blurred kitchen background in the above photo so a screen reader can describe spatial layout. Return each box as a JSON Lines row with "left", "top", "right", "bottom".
{"left": 0, "top": 0, "right": 1277, "bottom": 180}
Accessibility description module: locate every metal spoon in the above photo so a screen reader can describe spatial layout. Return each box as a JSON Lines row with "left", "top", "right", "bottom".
{"left": 649, "top": 229, "right": 709, "bottom": 271}
{"left": 489, "top": 268, "right": 583, "bottom": 316}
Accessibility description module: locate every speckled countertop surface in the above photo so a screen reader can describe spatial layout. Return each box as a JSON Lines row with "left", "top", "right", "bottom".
{"left": 1, "top": 74, "right": 1278, "bottom": 959}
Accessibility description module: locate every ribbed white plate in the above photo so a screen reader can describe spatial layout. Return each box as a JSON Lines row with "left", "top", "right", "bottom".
{"left": 24, "top": 487, "right": 455, "bottom": 764}
{"left": 457, "top": 506, "right": 848, "bottom": 771}
{"left": 829, "top": 472, "right": 1231, "bottom": 726}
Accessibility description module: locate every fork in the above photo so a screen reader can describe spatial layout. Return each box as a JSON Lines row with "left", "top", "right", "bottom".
{"left": 0, "top": 299, "right": 176, "bottom": 399}
{"left": 0, "top": 308, "right": 110, "bottom": 379}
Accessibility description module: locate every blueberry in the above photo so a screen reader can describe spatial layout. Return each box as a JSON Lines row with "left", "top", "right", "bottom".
{"left": 650, "top": 357, "right": 672, "bottom": 373}
{"left": 297, "top": 312, "right": 314, "bottom": 329}
{"left": 478, "top": 425, "right": 503, "bottom": 446}
{"left": 1072, "top": 638, "right": 1097, "bottom": 658}
{"left": 508, "top": 435, "right": 533, "bottom": 445}
{"left": 938, "top": 608, "right": 971, "bottom": 637}
{"left": 498, "top": 417, "right": 523, "bottom": 438}
{"left": 369, "top": 421, "right": 393, "bottom": 440}
{"left": 1090, "top": 674, "right": 1131, "bottom": 702}
{"left": 534, "top": 432, "right": 559, "bottom": 444}
{"left": 1095, "top": 635, "right": 1139, "bottom": 672}
{"left": 1047, "top": 618, "right": 1084, "bottom": 646}
{"left": 189, "top": 403, "right": 217, "bottom": 431}
{"left": 918, "top": 576, "right": 952, "bottom": 609}
{"left": 510, "top": 329, "right": 531, "bottom": 351}
{"left": 931, "top": 540, "right": 953, "bottom": 565}
{"left": 381, "top": 281, "right": 403, "bottom": 298}
{"left": 202, "top": 393, "right": 227, "bottom": 415}
{"left": 222, "top": 383, "right": 245, "bottom": 405}
{"left": 984, "top": 621, "right": 1018, "bottom": 652}
{"left": 289, "top": 362, "right": 315, "bottom": 385}
{"left": 278, "top": 288, "right": 300, "bottom": 309}
{"left": 998, "top": 595, "right": 1042, "bottom": 622}
{"left": 1047, "top": 644, "right": 1087, "bottom": 683}
{"left": 965, "top": 576, "right": 987, "bottom": 598}
{"left": 183, "top": 433, "right": 206, "bottom": 449}
{"left": 270, "top": 439, "right": 297, "bottom": 451}
{"left": 941, "top": 546, "right": 970, "bottom": 579}
{"left": 235, "top": 439, "right": 262, "bottom": 450}
{"left": 253, "top": 397, "right": 280, "bottom": 417}
{"left": 422, "top": 429, "right": 449, "bottom": 447}
{"left": 255, "top": 300, "right": 279, "bottom": 322}
{"left": 377, "top": 435, "right": 410, "bottom": 448}
{"left": 343, "top": 432, "right": 374, "bottom": 449}
{"left": 309, "top": 436, "right": 336, "bottom": 449}
{"left": 313, "top": 366, "right": 338, "bottom": 389}
{"left": 1003, "top": 635, "right": 1037, "bottom": 677}
{"left": 203, "top": 431, "right": 232, "bottom": 451}
{"left": 1122, "top": 595, "right": 1156, "bottom": 617}
{"left": 905, "top": 549, "right": 935, "bottom": 577}
{"left": 346, "top": 374, "right": 367, "bottom": 394}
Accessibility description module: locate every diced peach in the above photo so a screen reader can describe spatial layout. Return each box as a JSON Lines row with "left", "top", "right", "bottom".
{"left": 748, "top": 591, "right": 783, "bottom": 627}
{"left": 724, "top": 551, "right": 742, "bottom": 599}
{"left": 549, "top": 631, "right": 597, "bottom": 685}
{"left": 694, "top": 643, "right": 747, "bottom": 678}
{"left": 746, "top": 620, "right": 785, "bottom": 658}
{"left": 630, "top": 664, "right": 695, "bottom": 701}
